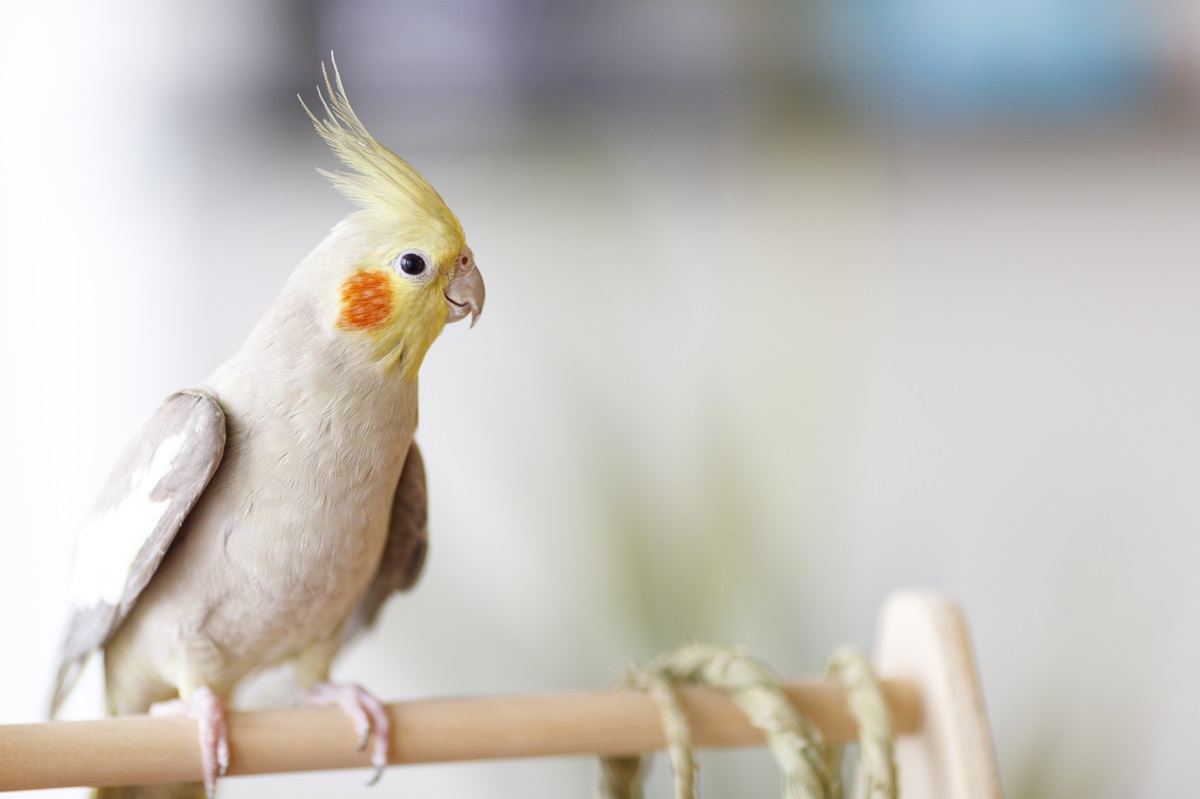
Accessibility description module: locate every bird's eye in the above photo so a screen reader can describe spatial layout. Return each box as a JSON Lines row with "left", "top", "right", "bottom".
{"left": 397, "top": 252, "right": 427, "bottom": 276}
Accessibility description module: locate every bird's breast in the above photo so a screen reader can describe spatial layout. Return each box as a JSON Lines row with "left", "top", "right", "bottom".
{"left": 135, "top": 361, "right": 419, "bottom": 685}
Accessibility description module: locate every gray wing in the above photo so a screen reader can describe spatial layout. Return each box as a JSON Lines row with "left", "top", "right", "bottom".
{"left": 343, "top": 441, "right": 429, "bottom": 642}
{"left": 50, "top": 389, "right": 226, "bottom": 717}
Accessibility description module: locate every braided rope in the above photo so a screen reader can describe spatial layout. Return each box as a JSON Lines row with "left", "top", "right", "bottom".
{"left": 597, "top": 643, "right": 896, "bottom": 799}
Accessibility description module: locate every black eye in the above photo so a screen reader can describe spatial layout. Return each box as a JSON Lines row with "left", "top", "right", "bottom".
{"left": 398, "top": 253, "right": 426, "bottom": 276}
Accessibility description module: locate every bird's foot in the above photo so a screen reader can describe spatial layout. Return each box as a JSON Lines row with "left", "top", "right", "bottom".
{"left": 150, "top": 686, "right": 229, "bottom": 799}
{"left": 302, "top": 681, "right": 390, "bottom": 784}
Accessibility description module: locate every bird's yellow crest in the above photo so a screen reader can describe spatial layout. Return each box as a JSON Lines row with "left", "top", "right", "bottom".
{"left": 301, "top": 58, "right": 465, "bottom": 265}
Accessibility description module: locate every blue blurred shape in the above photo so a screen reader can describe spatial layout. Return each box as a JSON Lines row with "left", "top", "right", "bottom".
{"left": 821, "top": 0, "right": 1161, "bottom": 121}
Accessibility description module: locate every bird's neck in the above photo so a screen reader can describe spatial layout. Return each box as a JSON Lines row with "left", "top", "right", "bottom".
{"left": 207, "top": 282, "right": 415, "bottom": 421}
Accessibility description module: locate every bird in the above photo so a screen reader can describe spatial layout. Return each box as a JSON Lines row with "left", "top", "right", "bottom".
{"left": 48, "top": 58, "right": 485, "bottom": 799}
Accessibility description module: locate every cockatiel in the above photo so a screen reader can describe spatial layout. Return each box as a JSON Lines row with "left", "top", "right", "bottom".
{"left": 48, "top": 60, "right": 484, "bottom": 798}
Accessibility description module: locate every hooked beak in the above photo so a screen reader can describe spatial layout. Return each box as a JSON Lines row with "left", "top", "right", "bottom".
{"left": 444, "top": 247, "right": 485, "bottom": 327}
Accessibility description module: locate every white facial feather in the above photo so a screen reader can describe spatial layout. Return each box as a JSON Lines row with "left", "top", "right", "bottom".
{"left": 70, "top": 432, "right": 187, "bottom": 607}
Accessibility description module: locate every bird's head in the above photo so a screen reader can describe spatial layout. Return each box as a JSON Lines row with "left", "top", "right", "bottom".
{"left": 301, "top": 60, "right": 484, "bottom": 379}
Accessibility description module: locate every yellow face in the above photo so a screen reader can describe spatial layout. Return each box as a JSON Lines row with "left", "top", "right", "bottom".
{"left": 335, "top": 226, "right": 478, "bottom": 379}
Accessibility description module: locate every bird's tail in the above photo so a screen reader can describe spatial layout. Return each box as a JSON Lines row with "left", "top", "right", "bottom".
{"left": 93, "top": 783, "right": 205, "bottom": 799}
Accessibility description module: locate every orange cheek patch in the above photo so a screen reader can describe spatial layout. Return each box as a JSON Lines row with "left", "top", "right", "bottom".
{"left": 338, "top": 269, "right": 394, "bottom": 330}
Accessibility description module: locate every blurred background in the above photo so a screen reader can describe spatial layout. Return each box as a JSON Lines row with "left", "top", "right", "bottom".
{"left": 2, "top": 1, "right": 1198, "bottom": 796}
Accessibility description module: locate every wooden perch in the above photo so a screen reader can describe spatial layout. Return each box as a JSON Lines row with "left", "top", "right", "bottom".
{"left": 0, "top": 679, "right": 920, "bottom": 791}
{"left": 0, "top": 590, "right": 1001, "bottom": 797}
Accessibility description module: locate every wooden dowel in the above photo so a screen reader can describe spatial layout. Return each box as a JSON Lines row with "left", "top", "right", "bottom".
{"left": 0, "top": 679, "right": 921, "bottom": 792}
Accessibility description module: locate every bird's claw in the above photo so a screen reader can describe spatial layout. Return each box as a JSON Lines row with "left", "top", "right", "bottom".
{"left": 303, "top": 682, "right": 390, "bottom": 784}
{"left": 150, "top": 686, "right": 229, "bottom": 799}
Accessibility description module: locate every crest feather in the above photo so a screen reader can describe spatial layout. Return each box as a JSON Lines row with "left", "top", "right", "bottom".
{"left": 300, "top": 57, "right": 463, "bottom": 246}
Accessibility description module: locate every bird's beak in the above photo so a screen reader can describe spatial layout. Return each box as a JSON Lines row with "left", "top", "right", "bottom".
{"left": 444, "top": 247, "right": 485, "bottom": 327}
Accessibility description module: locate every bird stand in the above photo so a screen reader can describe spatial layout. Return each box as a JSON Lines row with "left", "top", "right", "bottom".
{"left": 0, "top": 589, "right": 1000, "bottom": 797}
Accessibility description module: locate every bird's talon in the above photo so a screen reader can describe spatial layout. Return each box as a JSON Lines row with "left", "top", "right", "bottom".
{"left": 150, "top": 686, "right": 228, "bottom": 799}
{"left": 304, "top": 681, "right": 390, "bottom": 783}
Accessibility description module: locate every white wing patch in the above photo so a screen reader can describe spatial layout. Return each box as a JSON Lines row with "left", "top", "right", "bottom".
{"left": 70, "top": 431, "right": 187, "bottom": 607}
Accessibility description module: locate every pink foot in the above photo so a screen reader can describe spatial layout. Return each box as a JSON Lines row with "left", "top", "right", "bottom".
{"left": 303, "top": 682, "right": 390, "bottom": 784}
{"left": 150, "top": 686, "right": 229, "bottom": 798}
